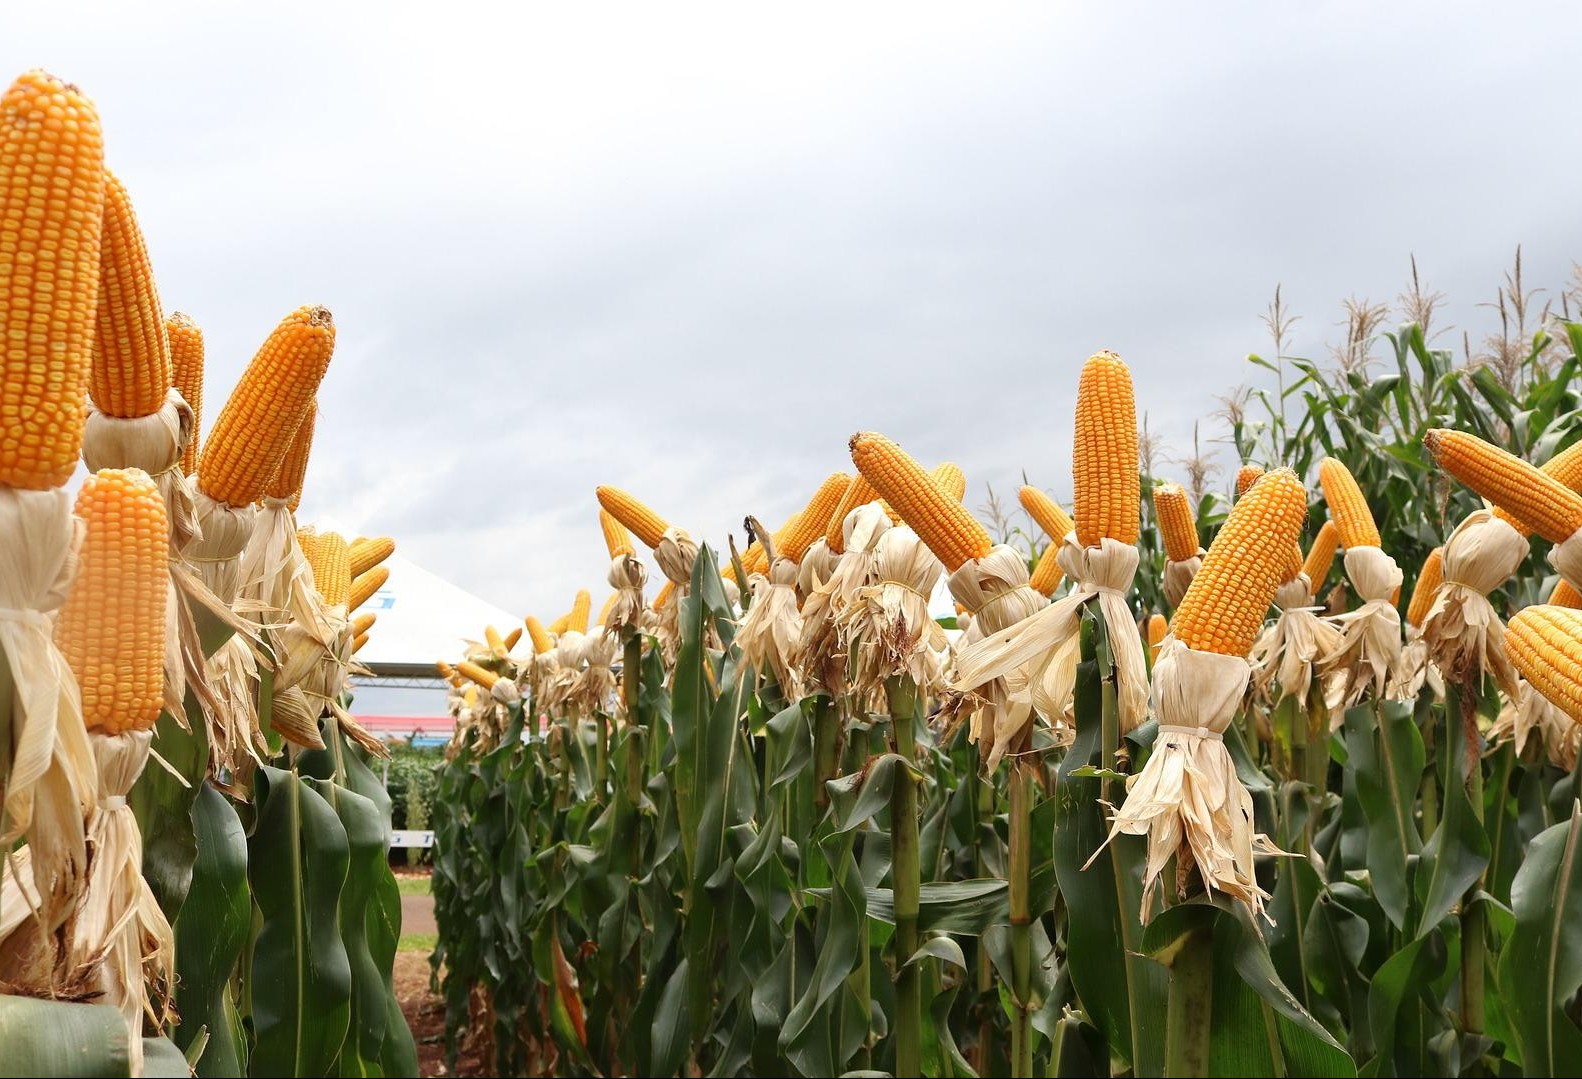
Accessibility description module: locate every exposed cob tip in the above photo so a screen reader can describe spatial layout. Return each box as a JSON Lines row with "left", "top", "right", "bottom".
{"left": 1147, "top": 612, "right": 1169, "bottom": 658}
{"left": 91, "top": 169, "right": 172, "bottom": 419}
{"left": 567, "top": 589, "right": 592, "bottom": 634}
{"left": 1028, "top": 542, "right": 1064, "bottom": 597}
{"left": 1152, "top": 481, "right": 1199, "bottom": 562}
{"left": 1302, "top": 520, "right": 1340, "bottom": 593}
{"left": 1235, "top": 464, "right": 1265, "bottom": 499}
{"left": 264, "top": 399, "right": 316, "bottom": 511}
{"left": 1426, "top": 428, "right": 1582, "bottom": 544}
{"left": 1506, "top": 605, "right": 1582, "bottom": 722}
{"left": 1073, "top": 350, "right": 1140, "bottom": 547}
{"left": 599, "top": 508, "right": 635, "bottom": 559}
{"left": 849, "top": 431, "right": 992, "bottom": 571}
{"left": 303, "top": 530, "right": 351, "bottom": 607}
{"left": 349, "top": 536, "right": 395, "bottom": 578}
{"left": 596, "top": 485, "right": 671, "bottom": 550}
{"left": 455, "top": 660, "right": 500, "bottom": 691}
{"left": 525, "top": 616, "right": 554, "bottom": 654}
{"left": 503, "top": 626, "right": 522, "bottom": 651}
{"left": 824, "top": 473, "right": 881, "bottom": 554}
{"left": 1405, "top": 547, "right": 1445, "bottom": 628}
{"left": 166, "top": 311, "right": 205, "bottom": 474}
{"left": 1318, "top": 457, "right": 1381, "bottom": 549}
{"left": 1172, "top": 467, "right": 1307, "bottom": 657}
{"left": 1550, "top": 578, "right": 1582, "bottom": 609}
{"left": 1019, "top": 486, "right": 1075, "bottom": 544}
{"left": 929, "top": 462, "right": 967, "bottom": 502}
{"left": 779, "top": 472, "right": 852, "bottom": 564}
{"left": 349, "top": 565, "right": 389, "bottom": 612}
{"left": 484, "top": 625, "right": 507, "bottom": 658}
{"left": 1493, "top": 440, "right": 1582, "bottom": 537}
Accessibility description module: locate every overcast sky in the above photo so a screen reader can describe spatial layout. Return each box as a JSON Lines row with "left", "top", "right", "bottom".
{"left": 8, "top": 3, "right": 1581, "bottom": 623}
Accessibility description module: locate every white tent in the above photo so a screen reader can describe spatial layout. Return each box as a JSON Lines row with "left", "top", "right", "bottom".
{"left": 354, "top": 552, "right": 525, "bottom": 677}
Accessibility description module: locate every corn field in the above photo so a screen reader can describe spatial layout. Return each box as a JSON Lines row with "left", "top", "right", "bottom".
{"left": 431, "top": 315, "right": 1582, "bottom": 1079}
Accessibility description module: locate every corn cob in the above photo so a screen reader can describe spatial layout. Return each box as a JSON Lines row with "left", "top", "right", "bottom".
{"left": 600, "top": 508, "right": 634, "bottom": 559}
{"left": 595, "top": 485, "right": 669, "bottom": 550}
{"left": 1318, "top": 458, "right": 1381, "bottom": 549}
{"left": 526, "top": 616, "right": 554, "bottom": 653}
{"left": 930, "top": 462, "right": 967, "bottom": 502}
{"left": 352, "top": 613, "right": 376, "bottom": 636}
{"left": 436, "top": 659, "right": 459, "bottom": 683}
{"left": 597, "top": 591, "right": 618, "bottom": 628}
{"left": 349, "top": 566, "right": 388, "bottom": 612}
{"left": 1405, "top": 547, "right": 1444, "bottom": 627}
{"left": 652, "top": 580, "right": 676, "bottom": 611}
{"left": 90, "top": 171, "right": 170, "bottom": 418}
{"left": 1494, "top": 440, "right": 1582, "bottom": 536}
{"left": 304, "top": 531, "right": 350, "bottom": 606}
{"left": 1152, "top": 482, "right": 1199, "bottom": 562}
{"left": 485, "top": 625, "right": 506, "bottom": 657}
{"left": 850, "top": 432, "right": 991, "bottom": 571}
{"left": 352, "top": 632, "right": 369, "bottom": 654}
{"left": 455, "top": 661, "right": 499, "bottom": 691}
{"left": 825, "top": 473, "right": 881, "bottom": 553}
{"left": 1235, "top": 464, "right": 1265, "bottom": 498}
{"left": 1147, "top": 612, "right": 1168, "bottom": 657}
{"left": 1507, "top": 605, "right": 1582, "bottom": 722}
{"left": 1280, "top": 542, "right": 1305, "bottom": 585}
{"left": 265, "top": 400, "right": 316, "bottom": 511}
{"left": 779, "top": 471, "right": 850, "bottom": 563}
{"left": 1302, "top": 520, "right": 1339, "bottom": 591}
{"left": 348, "top": 536, "right": 395, "bottom": 578}
{"left": 198, "top": 305, "right": 334, "bottom": 507}
{"left": 548, "top": 613, "right": 571, "bottom": 635}
{"left": 1425, "top": 429, "right": 1582, "bottom": 544}
{"left": 1073, "top": 351, "right": 1140, "bottom": 547}
{"left": 0, "top": 71, "right": 106, "bottom": 490}
{"left": 54, "top": 469, "right": 168, "bottom": 733}
{"left": 1550, "top": 578, "right": 1582, "bottom": 609}
{"left": 567, "top": 589, "right": 592, "bottom": 634}
{"left": 1029, "top": 543, "right": 1064, "bottom": 597}
{"left": 503, "top": 626, "right": 521, "bottom": 651}
{"left": 167, "top": 312, "right": 204, "bottom": 474}
{"left": 1172, "top": 467, "right": 1307, "bottom": 657}
{"left": 1019, "top": 486, "right": 1075, "bottom": 544}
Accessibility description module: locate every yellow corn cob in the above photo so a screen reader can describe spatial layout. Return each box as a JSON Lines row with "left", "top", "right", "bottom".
{"left": 652, "top": 580, "right": 676, "bottom": 611}
{"left": 600, "top": 508, "right": 634, "bottom": 559}
{"left": 825, "top": 473, "right": 882, "bottom": 553}
{"left": 503, "top": 626, "right": 521, "bottom": 651}
{"left": 930, "top": 462, "right": 967, "bottom": 502}
{"left": 265, "top": 400, "right": 316, "bottom": 511}
{"left": 485, "top": 625, "right": 506, "bottom": 657}
{"left": 1318, "top": 458, "right": 1381, "bottom": 549}
{"left": 1405, "top": 547, "right": 1444, "bottom": 627}
{"left": 296, "top": 527, "right": 320, "bottom": 571}
{"left": 352, "top": 632, "right": 369, "bottom": 654}
{"left": 1147, "top": 612, "right": 1169, "bottom": 661}
{"left": 91, "top": 171, "right": 171, "bottom": 419}
{"left": 455, "top": 660, "right": 499, "bottom": 691}
{"left": 1493, "top": 440, "right": 1582, "bottom": 536}
{"left": 304, "top": 531, "right": 351, "bottom": 606}
{"left": 349, "top": 536, "right": 395, "bottom": 578}
{"left": 198, "top": 305, "right": 334, "bottom": 507}
{"left": 349, "top": 566, "right": 389, "bottom": 612}
{"left": 778, "top": 472, "right": 851, "bottom": 563}
{"left": 567, "top": 589, "right": 592, "bottom": 634}
{"left": 1019, "top": 486, "right": 1076, "bottom": 545}
{"left": 436, "top": 659, "right": 457, "bottom": 680}
{"left": 463, "top": 686, "right": 477, "bottom": 709}
{"left": 548, "top": 613, "right": 571, "bottom": 635}
{"left": 352, "top": 613, "right": 376, "bottom": 636}
{"left": 54, "top": 468, "right": 168, "bottom": 733}
{"left": 1152, "top": 482, "right": 1199, "bottom": 562}
{"left": 1280, "top": 542, "right": 1304, "bottom": 585}
{"left": 1302, "top": 520, "right": 1339, "bottom": 592}
{"left": 167, "top": 312, "right": 204, "bottom": 474}
{"left": 1426, "top": 429, "right": 1582, "bottom": 545}
{"left": 525, "top": 616, "right": 554, "bottom": 654}
{"left": 597, "top": 591, "right": 618, "bottom": 627}
{"left": 1507, "top": 605, "right": 1582, "bottom": 721}
{"left": 0, "top": 71, "right": 105, "bottom": 490}
{"left": 595, "top": 485, "right": 670, "bottom": 550}
{"left": 1550, "top": 578, "right": 1582, "bottom": 609}
{"left": 850, "top": 432, "right": 992, "bottom": 571}
{"left": 1073, "top": 351, "right": 1140, "bottom": 547}
{"left": 1235, "top": 464, "right": 1265, "bottom": 498}
{"left": 1172, "top": 467, "right": 1307, "bottom": 657}
{"left": 1029, "top": 543, "right": 1064, "bottom": 597}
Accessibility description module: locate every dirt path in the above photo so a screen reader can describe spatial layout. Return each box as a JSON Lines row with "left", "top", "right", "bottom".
{"left": 402, "top": 892, "right": 437, "bottom": 936}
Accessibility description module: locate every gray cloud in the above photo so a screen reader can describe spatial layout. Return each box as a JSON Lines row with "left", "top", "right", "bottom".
{"left": 7, "top": 2, "right": 1580, "bottom": 620}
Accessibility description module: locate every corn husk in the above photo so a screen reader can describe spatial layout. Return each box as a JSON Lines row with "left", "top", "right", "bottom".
{"left": 738, "top": 557, "right": 806, "bottom": 699}
{"left": 603, "top": 553, "right": 646, "bottom": 639}
{"left": 796, "top": 538, "right": 839, "bottom": 600}
{"left": 1318, "top": 546, "right": 1405, "bottom": 708}
{"left": 836, "top": 527, "right": 947, "bottom": 697}
{"left": 570, "top": 630, "right": 618, "bottom": 713}
{"left": 650, "top": 527, "right": 700, "bottom": 660}
{"left": 1251, "top": 575, "right": 1343, "bottom": 704}
{"left": 798, "top": 504, "right": 892, "bottom": 697}
{"left": 0, "top": 487, "right": 93, "bottom": 938}
{"left": 1490, "top": 679, "right": 1581, "bottom": 771}
{"left": 1389, "top": 629, "right": 1445, "bottom": 701}
{"left": 1092, "top": 640, "right": 1281, "bottom": 919}
{"left": 1549, "top": 522, "right": 1582, "bottom": 595}
{"left": 1420, "top": 510, "right": 1524, "bottom": 695}
{"left": 1162, "top": 548, "right": 1204, "bottom": 610}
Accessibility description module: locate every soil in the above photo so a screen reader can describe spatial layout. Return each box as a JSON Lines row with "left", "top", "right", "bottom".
{"left": 392, "top": 868, "right": 487, "bottom": 1078}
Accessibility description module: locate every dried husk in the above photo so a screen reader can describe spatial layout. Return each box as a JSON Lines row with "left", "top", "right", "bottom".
{"left": 1250, "top": 575, "right": 1343, "bottom": 704}
{"left": 651, "top": 527, "right": 700, "bottom": 660}
{"left": 1549, "top": 522, "right": 1582, "bottom": 595}
{"left": 1092, "top": 640, "right": 1281, "bottom": 919}
{"left": 603, "top": 553, "right": 646, "bottom": 639}
{"left": 798, "top": 504, "right": 891, "bottom": 697}
{"left": 188, "top": 491, "right": 256, "bottom": 604}
{"left": 238, "top": 501, "right": 334, "bottom": 648}
{"left": 1389, "top": 630, "right": 1445, "bottom": 701}
{"left": 1162, "top": 549, "right": 1204, "bottom": 610}
{"left": 836, "top": 527, "right": 948, "bottom": 698}
{"left": 570, "top": 631, "right": 617, "bottom": 713}
{"left": 1420, "top": 510, "right": 1524, "bottom": 695}
{"left": 1490, "top": 679, "right": 1580, "bottom": 771}
{"left": 738, "top": 557, "right": 807, "bottom": 699}
{"left": 0, "top": 487, "right": 94, "bottom": 944}
{"left": 796, "top": 538, "right": 839, "bottom": 600}
{"left": 1318, "top": 546, "right": 1405, "bottom": 708}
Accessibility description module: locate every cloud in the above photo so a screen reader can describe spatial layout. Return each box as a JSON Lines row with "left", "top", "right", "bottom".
{"left": 6, "top": 2, "right": 1580, "bottom": 622}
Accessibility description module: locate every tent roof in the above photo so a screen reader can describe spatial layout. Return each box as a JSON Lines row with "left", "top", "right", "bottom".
{"left": 354, "top": 552, "right": 524, "bottom": 677}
